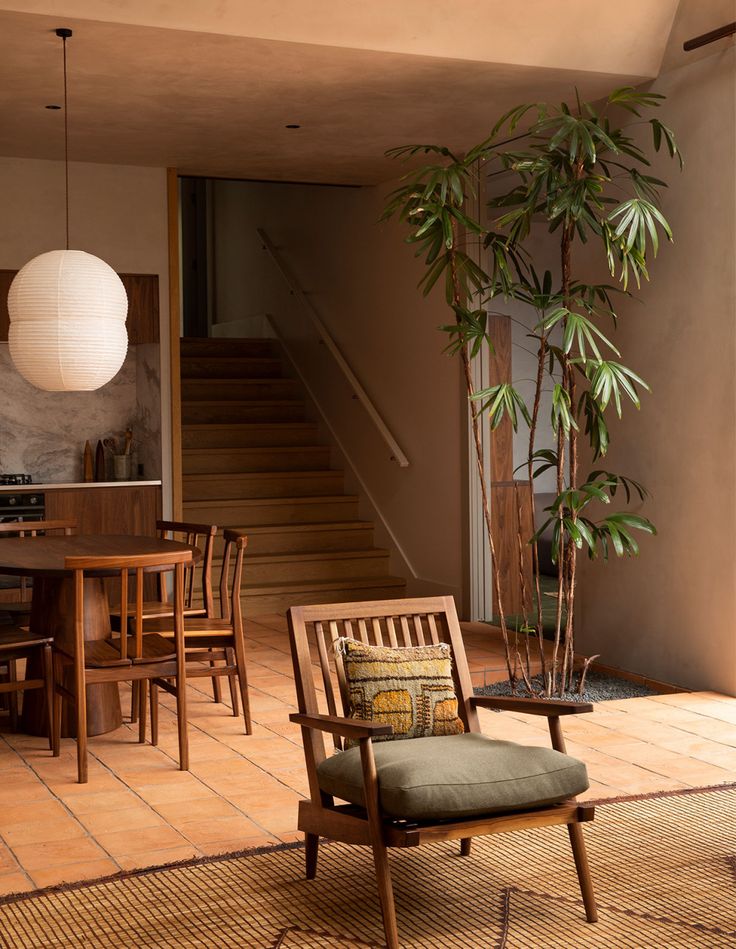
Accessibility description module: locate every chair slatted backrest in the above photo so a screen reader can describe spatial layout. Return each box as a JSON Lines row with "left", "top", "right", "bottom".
{"left": 64, "top": 549, "right": 193, "bottom": 661}
{"left": 0, "top": 519, "right": 77, "bottom": 601}
{"left": 217, "top": 529, "right": 248, "bottom": 624}
{"left": 288, "top": 596, "right": 480, "bottom": 797}
{"left": 156, "top": 520, "right": 217, "bottom": 616}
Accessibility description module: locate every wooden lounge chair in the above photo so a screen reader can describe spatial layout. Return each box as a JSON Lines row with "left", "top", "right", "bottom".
{"left": 287, "top": 595, "right": 597, "bottom": 948}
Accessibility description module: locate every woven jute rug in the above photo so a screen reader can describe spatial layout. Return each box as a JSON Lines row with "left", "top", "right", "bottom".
{"left": 1, "top": 784, "right": 735, "bottom": 948}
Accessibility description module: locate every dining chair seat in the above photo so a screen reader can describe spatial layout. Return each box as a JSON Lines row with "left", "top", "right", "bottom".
{"left": 143, "top": 615, "right": 233, "bottom": 639}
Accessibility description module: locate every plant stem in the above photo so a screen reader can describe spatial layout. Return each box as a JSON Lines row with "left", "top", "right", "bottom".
{"left": 448, "top": 225, "right": 515, "bottom": 687}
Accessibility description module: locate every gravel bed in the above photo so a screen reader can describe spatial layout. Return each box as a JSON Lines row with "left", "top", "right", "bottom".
{"left": 475, "top": 670, "right": 662, "bottom": 703}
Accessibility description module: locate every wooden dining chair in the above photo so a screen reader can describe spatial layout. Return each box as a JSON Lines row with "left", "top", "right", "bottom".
{"left": 0, "top": 519, "right": 77, "bottom": 623}
{"left": 110, "top": 519, "right": 217, "bottom": 623}
{"left": 0, "top": 519, "right": 76, "bottom": 735}
{"left": 0, "top": 626, "right": 54, "bottom": 746}
{"left": 52, "top": 548, "right": 193, "bottom": 784}
{"left": 110, "top": 520, "right": 219, "bottom": 716}
{"left": 142, "top": 529, "right": 252, "bottom": 735}
{"left": 287, "top": 595, "right": 598, "bottom": 949}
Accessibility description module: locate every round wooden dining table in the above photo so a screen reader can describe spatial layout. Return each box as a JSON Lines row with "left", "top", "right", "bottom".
{"left": 0, "top": 534, "right": 198, "bottom": 738}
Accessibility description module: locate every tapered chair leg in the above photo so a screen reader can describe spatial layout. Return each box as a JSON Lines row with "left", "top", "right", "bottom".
{"left": 460, "top": 838, "right": 472, "bottom": 856}
{"left": 233, "top": 635, "right": 252, "bottom": 735}
{"left": 226, "top": 648, "right": 239, "bottom": 716}
{"left": 75, "top": 666, "right": 88, "bottom": 785}
{"left": 175, "top": 672, "right": 189, "bottom": 772}
{"left": 51, "top": 652, "right": 63, "bottom": 757}
{"left": 130, "top": 681, "right": 139, "bottom": 723}
{"left": 150, "top": 681, "right": 159, "bottom": 745}
{"left": 568, "top": 822, "right": 598, "bottom": 923}
{"left": 7, "top": 660, "right": 18, "bottom": 732}
{"left": 210, "top": 661, "right": 222, "bottom": 703}
{"left": 370, "top": 838, "right": 399, "bottom": 949}
{"left": 41, "top": 643, "right": 54, "bottom": 750}
{"left": 305, "top": 833, "right": 319, "bottom": 879}
{"left": 138, "top": 678, "right": 147, "bottom": 743}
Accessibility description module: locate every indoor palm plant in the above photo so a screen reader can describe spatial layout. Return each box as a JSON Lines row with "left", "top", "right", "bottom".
{"left": 383, "top": 88, "right": 682, "bottom": 697}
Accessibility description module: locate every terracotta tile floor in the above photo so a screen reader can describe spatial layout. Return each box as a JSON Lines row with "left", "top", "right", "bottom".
{"left": 1, "top": 613, "right": 735, "bottom": 895}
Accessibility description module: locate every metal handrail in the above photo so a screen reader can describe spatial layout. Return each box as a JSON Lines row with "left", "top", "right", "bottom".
{"left": 257, "top": 228, "right": 409, "bottom": 468}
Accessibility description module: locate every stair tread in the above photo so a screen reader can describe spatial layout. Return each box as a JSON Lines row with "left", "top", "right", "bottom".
{"left": 216, "top": 548, "right": 388, "bottom": 565}
{"left": 182, "top": 423, "right": 318, "bottom": 430}
{"left": 183, "top": 495, "right": 358, "bottom": 508}
{"left": 241, "top": 575, "right": 406, "bottom": 595}
{"left": 235, "top": 520, "right": 372, "bottom": 534}
{"left": 184, "top": 470, "right": 337, "bottom": 479}
{"left": 182, "top": 445, "right": 327, "bottom": 455}
{"left": 182, "top": 399, "right": 304, "bottom": 406}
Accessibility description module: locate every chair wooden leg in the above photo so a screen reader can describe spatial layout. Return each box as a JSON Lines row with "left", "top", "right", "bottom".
{"left": 138, "top": 678, "right": 147, "bottom": 743}
{"left": 150, "top": 681, "right": 159, "bottom": 745}
{"left": 7, "top": 660, "right": 18, "bottom": 732}
{"left": 41, "top": 643, "right": 54, "bottom": 751}
{"left": 568, "top": 822, "right": 598, "bottom": 923}
{"left": 460, "top": 838, "right": 472, "bottom": 856}
{"left": 305, "top": 833, "right": 319, "bottom": 879}
{"left": 359, "top": 738, "right": 399, "bottom": 949}
{"left": 130, "top": 681, "right": 139, "bottom": 723}
{"left": 233, "top": 636, "right": 252, "bottom": 735}
{"left": 226, "top": 648, "right": 239, "bottom": 716}
{"left": 52, "top": 652, "right": 63, "bottom": 757}
{"left": 75, "top": 664, "right": 88, "bottom": 785}
{"left": 210, "top": 660, "right": 222, "bottom": 703}
{"left": 175, "top": 668, "right": 189, "bottom": 773}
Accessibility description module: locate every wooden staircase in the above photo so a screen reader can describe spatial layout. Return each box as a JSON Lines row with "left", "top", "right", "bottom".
{"left": 180, "top": 338, "right": 406, "bottom": 615}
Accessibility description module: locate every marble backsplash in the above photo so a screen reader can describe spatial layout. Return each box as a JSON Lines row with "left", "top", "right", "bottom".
{"left": 0, "top": 343, "right": 161, "bottom": 483}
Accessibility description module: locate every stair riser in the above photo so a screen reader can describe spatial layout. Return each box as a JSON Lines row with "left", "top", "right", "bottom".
{"left": 181, "top": 357, "right": 283, "bottom": 379}
{"left": 183, "top": 447, "right": 330, "bottom": 475}
{"left": 240, "top": 585, "right": 406, "bottom": 617}
{"left": 217, "top": 555, "right": 391, "bottom": 585}
{"left": 183, "top": 472, "right": 344, "bottom": 501}
{"left": 183, "top": 497, "right": 360, "bottom": 526}
{"left": 213, "top": 527, "right": 374, "bottom": 555}
{"left": 181, "top": 339, "right": 278, "bottom": 358}
{"left": 182, "top": 425, "right": 320, "bottom": 449}
{"left": 182, "top": 380, "right": 300, "bottom": 401}
{"left": 182, "top": 404, "right": 305, "bottom": 424}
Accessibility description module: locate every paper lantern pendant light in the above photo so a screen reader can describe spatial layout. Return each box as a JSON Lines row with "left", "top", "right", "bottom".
{"left": 8, "top": 250, "right": 128, "bottom": 391}
{"left": 8, "top": 28, "right": 128, "bottom": 392}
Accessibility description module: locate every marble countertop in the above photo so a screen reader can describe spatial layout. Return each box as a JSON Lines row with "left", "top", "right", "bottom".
{"left": 0, "top": 481, "right": 162, "bottom": 492}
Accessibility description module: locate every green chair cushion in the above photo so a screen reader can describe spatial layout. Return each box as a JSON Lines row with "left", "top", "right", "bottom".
{"left": 317, "top": 732, "right": 588, "bottom": 821}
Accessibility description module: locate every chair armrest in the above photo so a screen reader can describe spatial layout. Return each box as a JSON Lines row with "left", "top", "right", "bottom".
{"left": 471, "top": 696, "right": 594, "bottom": 716}
{"left": 289, "top": 712, "right": 393, "bottom": 740}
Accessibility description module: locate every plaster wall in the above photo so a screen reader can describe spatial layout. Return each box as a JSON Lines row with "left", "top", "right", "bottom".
{"left": 578, "top": 42, "right": 736, "bottom": 694}
{"left": 0, "top": 157, "right": 169, "bottom": 494}
{"left": 212, "top": 179, "right": 466, "bottom": 602}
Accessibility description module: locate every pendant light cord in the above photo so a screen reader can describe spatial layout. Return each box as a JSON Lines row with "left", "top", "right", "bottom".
{"left": 62, "top": 31, "right": 69, "bottom": 250}
{"left": 55, "top": 27, "right": 73, "bottom": 250}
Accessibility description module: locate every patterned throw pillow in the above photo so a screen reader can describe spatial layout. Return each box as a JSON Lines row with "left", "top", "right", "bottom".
{"left": 336, "top": 638, "right": 465, "bottom": 743}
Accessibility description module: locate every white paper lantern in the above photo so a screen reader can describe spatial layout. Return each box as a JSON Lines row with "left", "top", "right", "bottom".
{"left": 8, "top": 249, "right": 128, "bottom": 392}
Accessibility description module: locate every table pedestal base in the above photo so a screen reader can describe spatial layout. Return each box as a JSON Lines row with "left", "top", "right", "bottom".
{"left": 21, "top": 576, "right": 123, "bottom": 738}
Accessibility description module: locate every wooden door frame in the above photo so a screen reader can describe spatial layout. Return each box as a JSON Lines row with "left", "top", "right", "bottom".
{"left": 167, "top": 167, "right": 183, "bottom": 520}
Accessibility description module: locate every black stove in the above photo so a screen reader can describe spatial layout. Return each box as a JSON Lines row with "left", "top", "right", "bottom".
{"left": 0, "top": 474, "right": 33, "bottom": 486}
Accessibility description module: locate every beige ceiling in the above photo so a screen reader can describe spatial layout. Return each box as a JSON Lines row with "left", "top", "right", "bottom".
{"left": 0, "top": 3, "right": 682, "bottom": 185}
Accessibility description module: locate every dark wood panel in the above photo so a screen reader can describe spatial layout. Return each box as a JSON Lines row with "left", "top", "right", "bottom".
{"left": 488, "top": 313, "right": 513, "bottom": 483}
{"left": 0, "top": 270, "right": 14, "bottom": 341}
{"left": 45, "top": 485, "right": 162, "bottom": 605}
{"left": 0, "top": 270, "right": 159, "bottom": 344}
{"left": 119, "top": 273, "right": 160, "bottom": 344}
{"left": 491, "top": 479, "right": 533, "bottom": 617}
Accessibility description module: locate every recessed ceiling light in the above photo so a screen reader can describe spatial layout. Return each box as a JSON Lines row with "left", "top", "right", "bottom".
{"left": 285, "top": 124, "right": 301, "bottom": 129}
{"left": 45, "top": 104, "right": 61, "bottom": 109}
